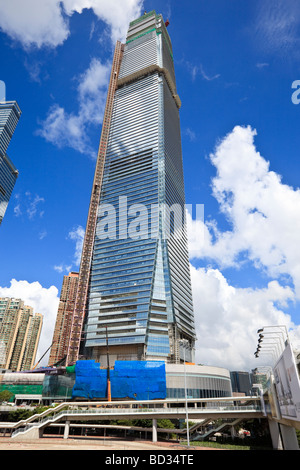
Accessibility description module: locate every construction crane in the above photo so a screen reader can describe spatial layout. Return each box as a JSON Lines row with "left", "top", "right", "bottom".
{"left": 32, "top": 343, "right": 53, "bottom": 370}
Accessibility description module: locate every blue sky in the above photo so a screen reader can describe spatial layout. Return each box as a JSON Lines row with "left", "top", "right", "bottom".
{"left": 1, "top": 0, "right": 300, "bottom": 370}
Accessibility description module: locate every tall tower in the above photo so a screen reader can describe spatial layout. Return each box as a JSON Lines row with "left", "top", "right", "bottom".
{"left": 0, "top": 297, "right": 43, "bottom": 371}
{"left": 0, "top": 86, "right": 21, "bottom": 225}
{"left": 49, "top": 272, "right": 79, "bottom": 366}
{"left": 67, "top": 11, "right": 196, "bottom": 366}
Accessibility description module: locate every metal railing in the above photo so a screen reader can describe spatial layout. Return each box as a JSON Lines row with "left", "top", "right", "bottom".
{"left": 11, "top": 402, "right": 262, "bottom": 438}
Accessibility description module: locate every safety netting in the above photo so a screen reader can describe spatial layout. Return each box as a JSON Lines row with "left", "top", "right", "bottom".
{"left": 71, "top": 360, "right": 166, "bottom": 400}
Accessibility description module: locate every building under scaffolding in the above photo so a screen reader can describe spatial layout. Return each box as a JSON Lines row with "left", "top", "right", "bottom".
{"left": 0, "top": 362, "right": 232, "bottom": 405}
{"left": 48, "top": 272, "right": 79, "bottom": 367}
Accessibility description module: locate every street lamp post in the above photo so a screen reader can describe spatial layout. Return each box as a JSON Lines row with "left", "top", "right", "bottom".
{"left": 258, "top": 333, "right": 285, "bottom": 351}
{"left": 257, "top": 325, "right": 288, "bottom": 345}
{"left": 179, "top": 339, "right": 190, "bottom": 447}
{"left": 257, "top": 346, "right": 278, "bottom": 360}
{"left": 105, "top": 326, "right": 111, "bottom": 402}
{"left": 258, "top": 339, "right": 281, "bottom": 357}
{"left": 255, "top": 325, "right": 289, "bottom": 364}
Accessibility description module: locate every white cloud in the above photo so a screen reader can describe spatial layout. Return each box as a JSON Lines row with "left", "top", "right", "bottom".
{"left": 256, "top": 63, "right": 269, "bottom": 69}
{"left": 184, "top": 128, "right": 197, "bottom": 142}
{"left": 0, "top": 2, "right": 144, "bottom": 154}
{"left": 77, "top": 58, "right": 111, "bottom": 125}
{"left": 54, "top": 264, "right": 72, "bottom": 274}
{"left": 0, "top": 0, "right": 144, "bottom": 49}
{"left": 13, "top": 192, "right": 45, "bottom": 219}
{"left": 255, "top": 0, "right": 300, "bottom": 55}
{"left": 13, "top": 204, "right": 21, "bottom": 217}
{"left": 68, "top": 225, "right": 85, "bottom": 265}
{"left": 0, "top": 0, "right": 69, "bottom": 49}
{"left": 62, "top": 0, "right": 144, "bottom": 44}
{"left": 191, "top": 265, "right": 300, "bottom": 370}
{"left": 26, "top": 193, "right": 45, "bottom": 219}
{"left": 186, "top": 124, "right": 300, "bottom": 370}
{"left": 0, "top": 279, "right": 60, "bottom": 366}
{"left": 53, "top": 225, "right": 84, "bottom": 274}
{"left": 37, "top": 58, "right": 111, "bottom": 157}
{"left": 185, "top": 61, "right": 220, "bottom": 82}
{"left": 38, "top": 230, "right": 47, "bottom": 240}
{"left": 189, "top": 125, "right": 300, "bottom": 298}
{"left": 37, "top": 103, "right": 96, "bottom": 157}
{"left": 198, "top": 64, "right": 220, "bottom": 81}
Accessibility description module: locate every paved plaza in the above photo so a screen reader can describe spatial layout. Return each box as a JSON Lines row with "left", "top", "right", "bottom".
{"left": 0, "top": 435, "right": 214, "bottom": 451}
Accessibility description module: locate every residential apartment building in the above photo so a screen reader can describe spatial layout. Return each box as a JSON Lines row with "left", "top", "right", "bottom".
{"left": 0, "top": 297, "right": 43, "bottom": 371}
{"left": 48, "top": 272, "right": 79, "bottom": 366}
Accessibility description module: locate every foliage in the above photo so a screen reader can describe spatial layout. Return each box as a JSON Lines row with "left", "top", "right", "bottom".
{"left": 157, "top": 419, "right": 176, "bottom": 429}
{"left": 5, "top": 403, "right": 59, "bottom": 422}
{"left": 113, "top": 418, "right": 176, "bottom": 429}
{"left": 0, "top": 390, "right": 14, "bottom": 403}
{"left": 187, "top": 440, "right": 273, "bottom": 450}
{"left": 6, "top": 408, "right": 32, "bottom": 422}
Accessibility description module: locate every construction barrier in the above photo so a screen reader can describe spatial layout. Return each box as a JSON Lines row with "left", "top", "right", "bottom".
{"left": 71, "top": 360, "right": 166, "bottom": 400}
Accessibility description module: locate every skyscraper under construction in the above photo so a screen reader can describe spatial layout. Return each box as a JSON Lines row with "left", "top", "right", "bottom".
{"left": 66, "top": 11, "right": 196, "bottom": 366}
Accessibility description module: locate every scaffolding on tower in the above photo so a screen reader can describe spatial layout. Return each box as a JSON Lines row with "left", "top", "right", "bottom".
{"left": 66, "top": 41, "right": 124, "bottom": 366}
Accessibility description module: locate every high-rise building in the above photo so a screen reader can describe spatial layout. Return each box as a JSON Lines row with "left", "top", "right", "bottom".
{"left": 0, "top": 89, "right": 21, "bottom": 225}
{"left": 49, "top": 272, "right": 79, "bottom": 366}
{"left": 230, "top": 371, "right": 252, "bottom": 396}
{"left": 0, "top": 297, "right": 43, "bottom": 371}
{"left": 66, "top": 11, "right": 196, "bottom": 366}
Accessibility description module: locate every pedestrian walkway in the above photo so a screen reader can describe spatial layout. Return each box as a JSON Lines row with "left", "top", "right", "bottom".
{"left": 0, "top": 436, "right": 215, "bottom": 451}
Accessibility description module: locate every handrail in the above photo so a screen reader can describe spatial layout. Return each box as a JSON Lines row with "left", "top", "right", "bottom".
{"left": 2, "top": 396, "right": 262, "bottom": 429}
{"left": 1, "top": 401, "right": 69, "bottom": 430}
{"left": 11, "top": 404, "right": 262, "bottom": 438}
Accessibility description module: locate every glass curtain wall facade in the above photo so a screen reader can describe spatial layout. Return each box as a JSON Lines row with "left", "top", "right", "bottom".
{"left": 82, "top": 11, "right": 196, "bottom": 364}
{"left": 0, "top": 100, "right": 21, "bottom": 225}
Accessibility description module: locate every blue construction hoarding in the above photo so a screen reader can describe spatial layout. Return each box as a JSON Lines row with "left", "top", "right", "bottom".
{"left": 71, "top": 360, "right": 166, "bottom": 400}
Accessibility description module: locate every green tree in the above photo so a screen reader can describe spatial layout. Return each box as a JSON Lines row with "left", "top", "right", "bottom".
{"left": 157, "top": 419, "right": 175, "bottom": 430}
{"left": 7, "top": 408, "right": 32, "bottom": 422}
{"left": 0, "top": 390, "right": 14, "bottom": 403}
